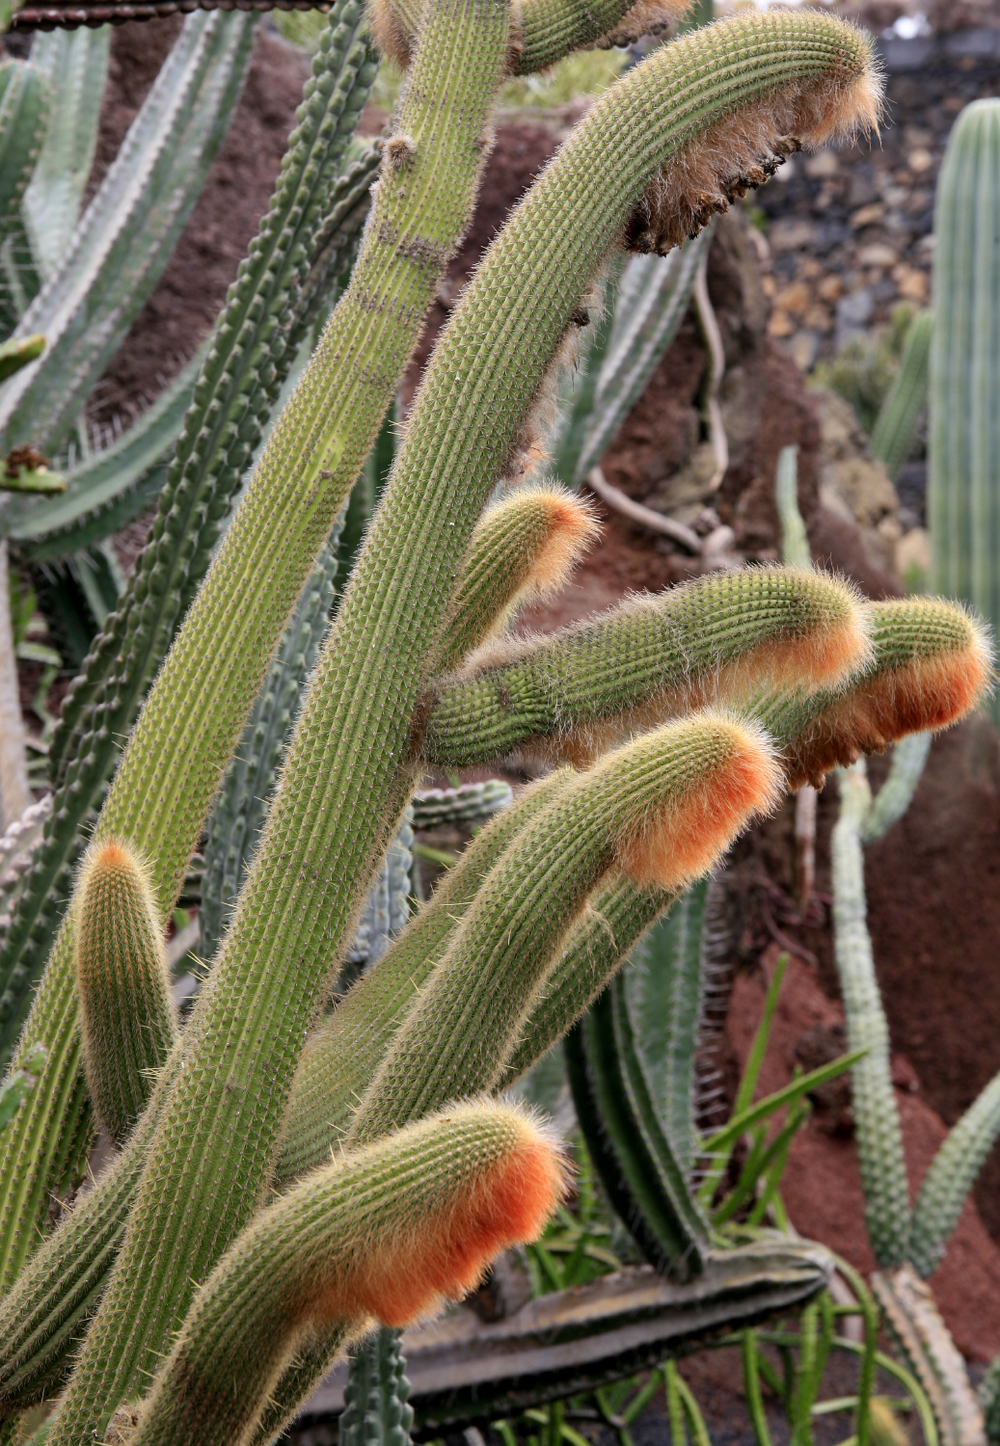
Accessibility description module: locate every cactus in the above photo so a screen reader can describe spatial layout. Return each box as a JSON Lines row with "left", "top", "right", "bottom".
{"left": 341, "top": 1328, "right": 414, "bottom": 1446}
{"left": 928, "top": 99, "right": 1000, "bottom": 727}
{"left": 871, "top": 308, "right": 932, "bottom": 482}
{"left": 411, "top": 779, "right": 512, "bottom": 829}
{"left": 0, "top": 9, "right": 965, "bottom": 1444}
{"left": 73, "top": 840, "right": 176, "bottom": 1145}
{"left": 0, "top": 62, "right": 47, "bottom": 239}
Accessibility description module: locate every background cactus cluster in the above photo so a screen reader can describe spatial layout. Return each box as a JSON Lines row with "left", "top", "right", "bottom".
{"left": 0, "top": 2, "right": 992, "bottom": 1444}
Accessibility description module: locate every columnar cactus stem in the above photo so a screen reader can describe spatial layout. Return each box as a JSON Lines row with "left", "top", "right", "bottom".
{"left": 420, "top": 567, "right": 870, "bottom": 768}
{"left": 74, "top": 840, "right": 176, "bottom": 1145}
{"left": 349, "top": 713, "right": 780, "bottom": 1144}
{"left": 871, "top": 308, "right": 932, "bottom": 481}
{"left": 128, "top": 1103, "right": 565, "bottom": 1446}
{"left": 0, "top": 0, "right": 511, "bottom": 1308}
{"left": 37, "top": 17, "right": 881, "bottom": 1438}
{"left": 434, "top": 486, "right": 599, "bottom": 671}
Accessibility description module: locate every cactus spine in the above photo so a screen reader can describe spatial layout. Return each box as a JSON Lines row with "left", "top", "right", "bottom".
{"left": 928, "top": 99, "right": 1000, "bottom": 726}
{"left": 73, "top": 840, "right": 176, "bottom": 1145}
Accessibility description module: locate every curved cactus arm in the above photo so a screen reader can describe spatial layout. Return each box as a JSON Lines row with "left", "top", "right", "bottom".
{"left": 2, "top": 349, "right": 203, "bottom": 561}
{"left": 374, "top": 0, "right": 687, "bottom": 75}
{"left": 871, "top": 308, "right": 931, "bottom": 481}
{"left": 411, "top": 780, "right": 512, "bottom": 830}
{"left": 419, "top": 567, "right": 870, "bottom": 769}
{"left": 758, "top": 598, "right": 992, "bottom": 792}
{"left": 833, "top": 762, "right": 910, "bottom": 1268}
{"left": 20, "top": 27, "right": 109, "bottom": 283}
{"left": 349, "top": 713, "right": 781, "bottom": 1146}
{"left": 627, "top": 875, "right": 708, "bottom": 1175}
{"left": 0, "top": 62, "right": 47, "bottom": 238}
{"left": 0, "top": 334, "right": 44, "bottom": 383}
{"left": 859, "top": 730, "right": 932, "bottom": 846}
{"left": 434, "top": 486, "right": 599, "bottom": 672}
{"left": 199, "top": 538, "right": 340, "bottom": 963}
{"left": 570, "top": 232, "right": 711, "bottom": 486}
{"left": 0, "top": 11, "right": 256, "bottom": 455}
{"left": 908, "top": 1069, "right": 1000, "bottom": 1280}
{"left": 871, "top": 1265, "right": 984, "bottom": 1446}
{"left": 126, "top": 1103, "right": 565, "bottom": 1446}
{"left": 566, "top": 964, "right": 708, "bottom": 1280}
{"left": 0, "top": 0, "right": 378, "bottom": 1290}
{"left": 341, "top": 1328, "right": 414, "bottom": 1446}
{"left": 498, "top": 875, "right": 676, "bottom": 1087}
{"left": 929, "top": 101, "right": 1000, "bottom": 730}
{"left": 73, "top": 840, "right": 176, "bottom": 1146}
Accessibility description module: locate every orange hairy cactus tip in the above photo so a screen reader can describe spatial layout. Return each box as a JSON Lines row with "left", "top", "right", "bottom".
{"left": 319, "top": 1110, "right": 566, "bottom": 1329}
{"left": 616, "top": 715, "right": 781, "bottom": 889}
{"left": 520, "top": 489, "right": 600, "bottom": 600}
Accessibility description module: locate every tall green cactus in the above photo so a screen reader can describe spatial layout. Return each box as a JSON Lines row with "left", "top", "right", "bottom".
{"left": 7, "top": 8, "right": 984, "bottom": 1444}
{"left": 928, "top": 98, "right": 1000, "bottom": 726}
{"left": 871, "top": 308, "right": 932, "bottom": 482}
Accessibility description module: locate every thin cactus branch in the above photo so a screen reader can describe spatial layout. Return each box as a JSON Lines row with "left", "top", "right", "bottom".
{"left": 340, "top": 1327, "right": 414, "bottom": 1446}
{"left": 871, "top": 308, "right": 931, "bottom": 481}
{"left": 832, "top": 762, "right": 910, "bottom": 1269}
{"left": 859, "top": 731, "right": 931, "bottom": 845}
{"left": 0, "top": 541, "right": 31, "bottom": 829}
{"left": 0, "top": 61, "right": 48, "bottom": 236}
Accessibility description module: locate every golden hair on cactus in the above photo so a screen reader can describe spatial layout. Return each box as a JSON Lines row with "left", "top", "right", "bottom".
{"left": 624, "top": 12, "right": 883, "bottom": 253}
{"left": 614, "top": 711, "right": 781, "bottom": 888}
{"left": 74, "top": 838, "right": 176, "bottom": 1145}
{"left": 779, "top": 599, "right": 994, "bottom": 790}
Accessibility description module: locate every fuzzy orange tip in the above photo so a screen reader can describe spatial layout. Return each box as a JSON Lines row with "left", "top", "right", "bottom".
{"left": 615, "top": 713, "right": 781, "bottom": 889}
{"left": 316, "top": 1110, "right": 567, "bottom": 1328}
{"left": 785, "top": 607, "right": 994, "bottom": 789}
{"left": 507, "top": 488, "right": 600, "bottom": 610}
{"left": 625, "top": 14, "right": 883, "bottom": 254}
{"left": 77, "top": 836, "right": 155, "bottom": 906}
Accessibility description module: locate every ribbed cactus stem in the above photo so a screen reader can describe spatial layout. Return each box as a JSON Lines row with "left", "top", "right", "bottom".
{"left": 929, "top": 99, "right": 1000, "bottom": 728}
{"left": 434, "top": 486, "right": 598, "bottom": 671}
{"left": 909, "top": 1069, "right": 1000, "bottom": 1280}
{"left": 420, "top": 567, "right": 870, "bottom": 768}
{"left": 349, "top": 713, "right": 779, "bottom": 1144}
{"left": 499, "top": 877, "right": 676, "bottom": 1086}
{"left": 759, "top": 598, "right": 993, "bottom": 790}
{"left": 276, "top": 769, "right": 572, "bottom": 1179}
{"left": 127, "top": 1103, "right": 565, "bottom": 1446}
{"left": 74, "top": 840, "right": 175, "bottom": 1145}
{"left": 833, "top": 762, "right": 910, "bottom": 1267}
{"left": 871, "top": 308, "right": 931, "bottom": 480}
{"left": 341, "top": 1328, "right": 413, "bottom": 1446}
{"left": 371, "top": 0, "right": 688, "bottom": 74}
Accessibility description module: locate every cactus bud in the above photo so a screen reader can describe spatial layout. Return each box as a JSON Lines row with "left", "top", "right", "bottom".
{"left": 127, "top": 1103, "right": 565, "bottom": 1446}
{"left": 435, "top": 486, "right": 599, "bottom": 670}
{"left": 74, "top": 839, "right": 176, "bottom": 1145}
{"left": 765, "top": 598, "right": 994, "bottom": 790}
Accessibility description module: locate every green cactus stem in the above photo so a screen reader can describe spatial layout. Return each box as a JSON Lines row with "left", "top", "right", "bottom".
{"left": 371, "top": 0, "right": 687, "bottom": 75}
{"left": 0, "top": 61, "right": 47, "bottom": 239}
{"left": 40, "top": 16, "right": 881, "bottom": 1436}
{"left": 929, "top": 99, "right": 1000, "bottom": 728}
{"left": 434, "top": 486, "right": 599, "bottom": 672}
{"left": 0, "top": 335, "right": 44, "bottom": 385}
{"left": 349, "top": 713, "right": 779, "bottom": 1146}
{"left": 567, "top": 965, "right": 709, "bottom": 1279}
{"left": 410, "top": 779, "right": 512, "bottom": 830}
{"left": 419, "top": 567, "right": 870, "bottom": 769}
{"left": 859, "top": 731, "right": 931, "bottom": 845}
{"left": 909, "top": 1069, "right": 1000, "bottom": 1281}
{"left": 833, "top": 762, "right": 909, "bottom": 1268}
{"left": 127, "top": 1103, "right": 564, "bottom": 1446}
{"left": 73, "top": 840, "right": 176, "bottom": 1146}
{"left": 340, "top": 1328, "right": 413, "bottom": 1446}
{"left": 871, "top": 308, "right": 931, "bottom": 481}
{"left": 0, "top": 2, "right": 380, "bottom": 1284}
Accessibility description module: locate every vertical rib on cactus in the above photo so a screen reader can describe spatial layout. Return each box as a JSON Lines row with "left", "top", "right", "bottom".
{"left": 434, "top": 486, "right": 599, "bottom": 671}
{"left": 833, "top": 762, "right": 909, "bottom": 1268}
{"left": 871, "top": 308, "right": 931, "bottom": 481}
{"left": 127, "top": 1104, "right": 565, "bottom": 1446}
{"left": 0, "top": 0, "right": 506, "bottom": 1306}
{"left": 929, "top": 99, "right": 1000, "bottom": 729}
{"left": 43, "top": 18, "right": 881, "bottom": 1437}
{"left": 350, "top": 713, "right": 779, "bottom": 1145}
{"left": 340, "top": 1328, "right": 413, "bottom": 1446}
{"left": 371, "top": 0, "right": 688, "bottom": 74}
{"left": 420, "top": 567, "right": 870, "bottom": 768}
{"left": 74, "top": 840, "right": 175, "bottom": 1146}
